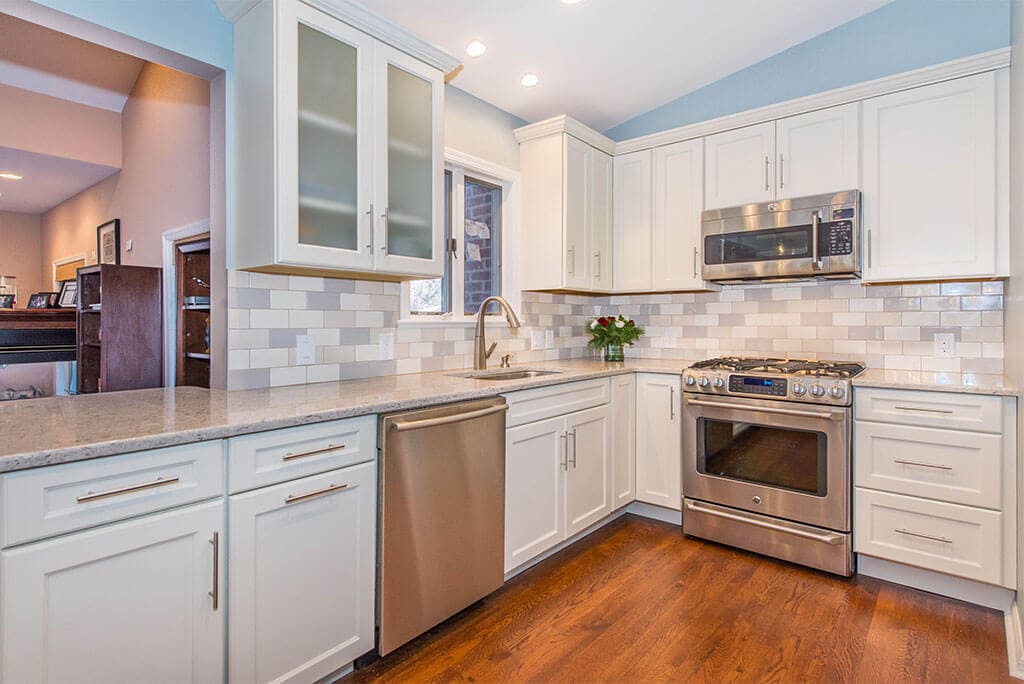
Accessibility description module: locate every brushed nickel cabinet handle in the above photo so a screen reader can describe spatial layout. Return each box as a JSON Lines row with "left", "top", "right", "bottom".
{"left": 670, "top": 387, "right": 676, "bottom": 420}
{"left": 285, "top": 482, "right": 349, "bottom": 505}
{"left": 569, "top": 430, "right": 577, "bottom": 468}
{"left": 894, "top": 459, "right": 953, "bottom": 471}
{"left": 77, "top": 476, "right": 180, "bottom": 504}
{"left": 282, "top": 443, "right": 346, "bottom": 461}
{"left": 778, "top": 153, "right": 784, "bottom": 189}
{"left": 365, "top": 203, "right": 374, "bottom": 251}
{"left": 894, "top": 528, "right": 953, "bottom": 544}
{"left": 209, "top": 531, "right": 220, "bottom": 611}
{"left": 594, "top": 251, "right": 601, "bottom": 278}
{"left": 693, "top": 247, "right": 699, "bottom": 279}
{"left": 380, "top": 208, "right": 390, "bottom": 254}
{"left": 894, "top": 405, "right": 954, "bottom": 415}
{"left": 764, "top": 155, "right": 770, "bottom": 191}
{"left": 560, "top": 432, "right": 568, "bottom": 471}
{"left": 567, "top": 246, "right": 576, "bottom": 276}
{"left": 867, "top": 228, "right": 872, "bottom": 268}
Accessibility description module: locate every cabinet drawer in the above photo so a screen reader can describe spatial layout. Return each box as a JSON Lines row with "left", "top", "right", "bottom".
{"left": 854, "top": 421, "right": 1002, "bottom": 509}
{"left": 1, "top": 441, "right": 224, "bottom": 548}
{"left": 854, "top": 388, "right": 1002, "bottom": 433}
{"left": 227, "top": 416, "right": 376, "bottom": 493}
{"left": 503, "top": 379, "right": 610, "bottom": 428}
{"left": 854, "top": 488, "right": 1003, "bottom": 585}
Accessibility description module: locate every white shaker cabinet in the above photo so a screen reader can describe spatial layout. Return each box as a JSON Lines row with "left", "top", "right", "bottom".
{"left": 635, "top": 373, "right": 682, "bottom": 511}
{"left": 704, "top": 121, "right": 775, "bottom": 210}
{"left": 613, "top": 149, "right": 653, "bottom": 291}
{"left": 229, "top": 462, "right": 376, "bottom": 683}
{"left": 233, "top": 0, "right": 446, "bottom": 280}
{"left": 611, "top": 373, "right": 637, "bottom": 509}
{"left": 775, "top": 103, "right": 860, "bottom": 200}
{"left": 2, "top": 501, "right": 224, "bottom": 684}
{"left": 861, "top": 72, "right": 1001, "bottom": 282}
{"left": 652, "top": 139, "right": 706, "bottom": 291}
{"left": 564, "top": 406, "right": 613, "bottom": 536}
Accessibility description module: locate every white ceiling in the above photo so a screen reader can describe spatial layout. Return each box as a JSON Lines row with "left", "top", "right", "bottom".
{"left": 0, "top": 12, "right": 145, "bottom": 112}
{"left": 358, "top": 0, "right": 893, "bottom": 132}
{"left": 0, "top": 147, "right": 119, "bottom": 214}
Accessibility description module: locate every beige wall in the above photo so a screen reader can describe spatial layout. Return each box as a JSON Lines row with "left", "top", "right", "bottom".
{"left": 40, "top": 62, "right": 211, "bottom": 278}
{"left": 444, "top": 85, "right": 526, "bottom": 171}
{"left": 0, "top": 211, "right": 44, "bottom": 304}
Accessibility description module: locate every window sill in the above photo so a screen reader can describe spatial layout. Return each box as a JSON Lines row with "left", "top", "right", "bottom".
{"left": 398, "top": 316, "right": 513, "bottom": 329}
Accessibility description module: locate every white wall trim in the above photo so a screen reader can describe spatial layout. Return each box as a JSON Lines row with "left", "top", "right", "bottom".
{"left": 161, "top": 220, "right": 212, "bottom": 387}
{"left": 514, "top": 114, "right": 618, "bottom": 156}
{"left": 216, "top": 0, "right": 460, "bottom": 74}
{"left": 51, "top": 253, "right": 88, "bottom": 289}
{"left": 1005, "top": 601, "right": 1024, "bottom": 679}
{"left": 614, "top": 47, "right": 1011, "bottom": 154}
{"left": 857, "top": 554, "right": 1015, "bottom": 611}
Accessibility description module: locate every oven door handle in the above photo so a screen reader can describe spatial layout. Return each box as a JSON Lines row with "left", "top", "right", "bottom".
{"left": 685, "top": 500, "right": 845, "bottom": 545}
{"left": 684, "top": 398, "right": 841, "bottom": 421}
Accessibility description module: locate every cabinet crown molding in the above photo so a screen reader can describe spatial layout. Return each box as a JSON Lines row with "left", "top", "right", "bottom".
{"left": 216, "top": 0, "right": 460, "bottom": 73}
{"left": 514, "top": 115, "right": 617, "bottom": 156}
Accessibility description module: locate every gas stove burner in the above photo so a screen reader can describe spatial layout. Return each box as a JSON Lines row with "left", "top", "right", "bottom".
{"left": 689, "top": 357, "right": 866, "bottom": 379}
{"left": 684, "top": 357, "right": 866, "bottom": 405}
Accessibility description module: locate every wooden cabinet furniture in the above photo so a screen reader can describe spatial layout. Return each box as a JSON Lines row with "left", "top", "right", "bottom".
{"left": 611, "top": 373, "right": 636, "bottom": 509}
{"left": 635, "top": 373, "right": 682, "bottom": 511}
{"left": 517, "top": 123, "right": 615, "bottom": 292}
{"left": 503, "top": 380, "right": 612, "bottom": 571}
{"left": 853, "top": 387, "right": 1016, "bottom": 588}
{"left": 0, "top": 309, "right": 76, "bottom": 365}
{"left": 233, "top": 0, "right": 448, "bottom": 280}
{"left": 76, "top": 264, "right": 162, "bottom": 394}
{"left": 175, "top": 237, "right": 211, "bottom": 388}
{"left": 704, "top": 103, "right": 859, "bottom": 210}
{"left": 861, "top": 72, "right": 1005, "bottom": 282}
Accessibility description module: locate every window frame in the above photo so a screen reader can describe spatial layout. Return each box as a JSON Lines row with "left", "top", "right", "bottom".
{"left": 400, "top": 148, "right": 521, "bottom": 326}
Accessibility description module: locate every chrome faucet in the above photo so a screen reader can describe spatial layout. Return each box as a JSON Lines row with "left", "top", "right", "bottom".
{"left": 474, "top": 296, "right": 522, "bottom": 370}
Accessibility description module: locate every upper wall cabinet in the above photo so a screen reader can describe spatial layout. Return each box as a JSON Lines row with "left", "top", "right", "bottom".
{"left": 613, "top": 150, "right": 653, "bottom": 291}
{"left": 704, "top": 103, "right": 860, "bottom": 210}
{"left": 233, "top": 0, "right": 448, "bottom": 280}
{"left": 518, "top": 126, "right": 614, "bottom": 292}
{"left": 861, "top": 72, "right": 1005, "bottom": 282}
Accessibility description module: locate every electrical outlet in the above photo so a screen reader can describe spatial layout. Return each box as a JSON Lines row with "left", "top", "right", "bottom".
{"left": 295, "top": 335, "right": 315, "bottom": 365}
{"left": 664, "top": 334, "right": 678, "bottom": 349}
{"left": 378, "top": 332, "right": 394, "bottom": 360}
{"left": 545, "top": 330, "right": 554, "bottom": 349}
{"left": 530, "top": 330, "right": 544, "bottom": 350}
{"left": 934, "top": 333, "right": 955, "bottom": 358}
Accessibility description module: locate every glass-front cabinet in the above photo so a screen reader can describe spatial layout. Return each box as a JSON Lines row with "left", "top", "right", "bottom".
{"left": 233, "top": 0, "right": 447, "bottom": 280}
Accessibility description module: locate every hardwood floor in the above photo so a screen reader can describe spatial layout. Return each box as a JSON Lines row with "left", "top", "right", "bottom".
{"left": 350, "top": 515, "right": 1012, "bottom": 683}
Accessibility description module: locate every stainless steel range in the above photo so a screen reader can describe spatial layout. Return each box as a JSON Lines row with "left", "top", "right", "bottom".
{"left": 681, "top": 357, "right": 866, "bottom": 576}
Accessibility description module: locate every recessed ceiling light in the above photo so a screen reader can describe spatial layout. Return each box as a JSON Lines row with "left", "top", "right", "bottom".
{"left": 520, "top": 73, "right": 539, "bottom": 88}
{"left": 0, "top": 173, "right": 22, "bottom": 180}
{"left": 466, "top": 39, "right": 486, "bottom": 58}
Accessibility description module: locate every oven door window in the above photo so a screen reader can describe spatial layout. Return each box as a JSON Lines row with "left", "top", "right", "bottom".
{"left": 704, "top": 225, "right": 813, "bottom": 265}
{"left": 697, "top": 418, "right": 827, "bottom": 496}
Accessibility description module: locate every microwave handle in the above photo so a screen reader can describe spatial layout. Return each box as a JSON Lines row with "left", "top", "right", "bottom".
{"left": 811, "top": 210, "right": 822, "bottom": 271}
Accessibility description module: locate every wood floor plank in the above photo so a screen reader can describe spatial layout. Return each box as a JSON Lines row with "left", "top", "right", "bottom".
{"left": 350, "top": 515, "right": 1013, "bottom": 684}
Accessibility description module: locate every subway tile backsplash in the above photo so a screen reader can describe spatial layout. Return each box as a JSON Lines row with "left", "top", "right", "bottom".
{"left": 227, "top": 272, "right": 1004, "bottom": 390}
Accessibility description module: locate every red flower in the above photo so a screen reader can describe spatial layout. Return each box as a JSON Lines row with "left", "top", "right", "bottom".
{"left": 628, "top": 320, "right": 636, "bottom": 326}
{"left": 598, "top": 317, "right": 609, "bottom": 326}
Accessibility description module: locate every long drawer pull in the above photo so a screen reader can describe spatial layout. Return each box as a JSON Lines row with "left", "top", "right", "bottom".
{"left": 282, "top": 443, "right": 346, "bottom": 461}
{"left": 893, "top": 459, "right": 953, "bottom": 471}
{"left": 209, "top": 531, "right": 220, "bottom": 611}
{"left": 285, "top": 482, "right": 348, "bottom": 505}
{"left": 894, "top": 528, "right": 953, "bottom": 544}
{"left": 77, "top": 476, "right": 180, "bottom": 504}
{"left": 685, "top": 499, "right": 845, "bottom": 545}
{"left": 893, "top": 405, "right": 954, "bottom": 415}
{"left": 685, "top": 398, "right": 837, "bottom": 420}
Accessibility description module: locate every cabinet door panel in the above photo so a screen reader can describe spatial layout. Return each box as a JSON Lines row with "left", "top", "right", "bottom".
{"left": 775, "top": 103, "right": 859, "bottom": 200}
{"left": 278, "top": 1, "right": 375, "bottom": 270}
{"left": 613, "top": 149, "right": 653, "bottom": 291}
{"left": 505, "top": 417, "right": 566, "bottom": 571}
{"left": 611, "top": 374, "right": 637, "bottom": 509}
{"left": 590, "top": 149, "right": 613, "bottom": 291}
{"left": 565, "top": 406, "right": 612, "bottom": 536}
{"left": 704, "top": 121, "right": 775, "bottom": 209}
{"left": 653, "top": 139, "right": 705, "bottom": 290}
{"left": 229, "top": 463, "right": 376, "bottom": 683}
{"left": 862, "top": 72, "right": 996, "bottom": 281}
{"left": 2, "top": 502, "right": 224, "bottom": 684}
{"left": 564, "top": 135, "right": 591, "bottom": 289}
{"left": 636, "top": 374, "right": 682, "bottom": 510}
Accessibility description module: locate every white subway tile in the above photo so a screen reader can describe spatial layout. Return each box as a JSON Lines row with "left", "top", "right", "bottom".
{"left": 269, "top": 290, "right": 306, "bottom": 309}
{"left": 250, "top": 308, "right": 289, "bottom": 328}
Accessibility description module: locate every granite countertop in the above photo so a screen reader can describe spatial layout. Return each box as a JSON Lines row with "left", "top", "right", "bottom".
{"left": 852, "top": 368, "right": 1018, "bottom": 398}
{"left": 0, "top": 359, "right": 688, "bottom": 473}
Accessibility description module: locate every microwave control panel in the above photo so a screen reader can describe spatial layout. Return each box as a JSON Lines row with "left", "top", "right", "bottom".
{"left": 822, "top": 220, "right": 854, "bottom": 256}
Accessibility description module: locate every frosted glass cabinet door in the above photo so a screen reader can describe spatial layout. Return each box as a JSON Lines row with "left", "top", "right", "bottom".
{"left": 374, "top": 43, "right": 445, "bottom": 278}
{"left": 277, "top": 1, "right": 374, "bottom": 271}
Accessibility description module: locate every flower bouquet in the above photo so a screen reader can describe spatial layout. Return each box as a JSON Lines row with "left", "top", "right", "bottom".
{"left": 587, "top": 315, "right": 644, "bottom": 362}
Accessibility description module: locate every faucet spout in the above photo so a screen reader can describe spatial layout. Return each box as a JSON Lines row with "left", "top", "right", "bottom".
{"left": 473, "top": 296, "right": 522, "bottom": 370}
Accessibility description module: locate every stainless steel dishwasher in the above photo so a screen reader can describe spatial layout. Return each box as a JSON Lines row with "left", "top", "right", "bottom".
{"left": 378, "top": 397, "right": 507, "bottom": 655}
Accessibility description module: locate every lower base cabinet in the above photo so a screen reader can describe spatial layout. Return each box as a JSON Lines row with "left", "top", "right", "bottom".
{"left": 228, "top": 461, "right": 376, "bottom": 683}
{"left": 1, "top": 500, "right": 225, "bottom": 683}
{"left": 635, "top": 373, "right": 682, "bottom": 511}
{"left": 611, "top": 374, "right": 636, "bottom": 509}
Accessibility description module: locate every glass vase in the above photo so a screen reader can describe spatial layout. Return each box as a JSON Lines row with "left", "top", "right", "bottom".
{"left": 604, "top": 343, "right": 624, "bottom": 362}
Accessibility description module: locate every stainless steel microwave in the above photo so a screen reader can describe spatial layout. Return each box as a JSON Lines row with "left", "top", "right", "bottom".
{"left": 701, "top": 190, "right": 861, "bottom": 283}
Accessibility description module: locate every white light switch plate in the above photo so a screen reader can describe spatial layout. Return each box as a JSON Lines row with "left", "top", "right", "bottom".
{"left": 545, "top": 330, "right": 554, "bottom": 349}
{"left": 295, "top": 335, "right": 315, "bottom": 365}
{"left": 379, "top": 332, "right": 394, "bottom": 360}
{"left": 531, "top": 330, "right": 544, "bottom": 350}
{"left": 934, "top": 333, "right": 955, "bottom": 358}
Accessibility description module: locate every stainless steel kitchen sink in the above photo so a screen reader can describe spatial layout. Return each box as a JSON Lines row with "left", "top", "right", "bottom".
{"left": 448, "top": 369, "right": 564, "bottom": 381}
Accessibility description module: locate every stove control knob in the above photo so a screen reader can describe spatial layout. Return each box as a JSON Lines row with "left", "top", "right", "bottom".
{"left": 684, "top": 375, "right": 696, "bottom": 386}
{"left": 829, "top": 385, "right": 845, "bottom": 399}
{"left": 713, "top": 377, "right": 725, "bottom": 389}
{"left": 698, "top": 376, "right": 711, "bottom": 388}
{"left": 809, "top": 384, "right": 826, "bottom": 398}
{"left": 791, "top": 382, "right": 806, "bottom": 396}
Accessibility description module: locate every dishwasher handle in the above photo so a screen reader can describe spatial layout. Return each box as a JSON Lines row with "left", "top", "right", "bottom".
{"left": 388, "top": 403, "right": 509, "bottom": 432}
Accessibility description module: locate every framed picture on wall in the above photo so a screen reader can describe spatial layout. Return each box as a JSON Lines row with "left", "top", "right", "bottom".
{"left": 97, "top": 219, "right": 121, "bottom": 265}
{"left": 58, "top": 281, "right": 78, "bottom": 308}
